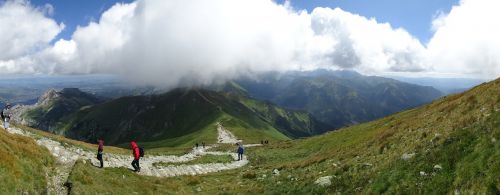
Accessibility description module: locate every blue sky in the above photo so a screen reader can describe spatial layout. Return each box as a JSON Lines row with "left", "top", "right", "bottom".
{"left": 29, "top": 0, "right": 458, "bottom": 43}
{"left": 29, "top": 0, "right": 134, "bottom": 40}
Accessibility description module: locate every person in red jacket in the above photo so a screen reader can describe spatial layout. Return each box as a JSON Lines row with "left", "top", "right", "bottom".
{"left": 97, "top": 139, "right": 104, "bottom": 168}
{"left": 131, "top": 141, "right": 141, "bottom": 172}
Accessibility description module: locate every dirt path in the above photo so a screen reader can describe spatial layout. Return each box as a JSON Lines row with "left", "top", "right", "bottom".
{"left": 5, "top": 123, "right": 258, "bottom": 194}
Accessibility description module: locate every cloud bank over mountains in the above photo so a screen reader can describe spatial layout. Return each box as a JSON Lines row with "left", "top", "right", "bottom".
{"left": 0, "top": 0, "right": 498, "bottom": 87}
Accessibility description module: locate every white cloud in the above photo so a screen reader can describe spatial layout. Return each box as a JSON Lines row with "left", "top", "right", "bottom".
{"left": 0, "top": 0, "right": 63, "bottom": 61}
{"left": 44, "top": 0, "right": 427, "bottom": 87}
{"left": 309, "top": 7, "right": 428, "bottom": 73}
{"left": 427, "top": 0, "right": 500, "bottom": 79}
{"left": 45, "top": 0, "right": 319, "bottom": 87}
{"left": 0, "top": 0, "right": 498, "bottom": 87}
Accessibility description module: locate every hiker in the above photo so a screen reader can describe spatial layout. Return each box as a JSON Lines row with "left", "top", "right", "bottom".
{"left": 261, "top": 140, "right": 264, "bottom": 145}
{"left": 2, "top": 104, "right": 12, "bottom": 129}
{"left": 195, "top": 143, "right": 199, "bottom": 148}
{"left": 236, "top": 143, "right": 244, "bottom": 161}
{"left": 131, "top": 141, "right": 141, "bottom": 172}
{"left": 97, "top": 139, "right": 104, "bottom": 168}
{"left": 0, "top": 108, "right": 4, "bottom": 123}
{"left": 202, "top": 142, "right": 205, "bottom": 148}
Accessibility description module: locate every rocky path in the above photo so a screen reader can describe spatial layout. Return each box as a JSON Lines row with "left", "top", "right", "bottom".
{"left": 5, "top": 123, "right": 258, "bottom": 194}
{"left": 217, "top": 122, "right": 240, "bottom": 143}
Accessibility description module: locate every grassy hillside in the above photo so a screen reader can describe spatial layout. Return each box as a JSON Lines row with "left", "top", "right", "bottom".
{"left": 65, "top": 78, "right": 498, "bottom": 194}
{"left": 0, "top": 127, "right": 54, "bottom": 194}
{"left": 230, "top": 94, "right": 330, "bottom": 138}
{"left": 246, "top": 78, "right": 499, "bottom": 193}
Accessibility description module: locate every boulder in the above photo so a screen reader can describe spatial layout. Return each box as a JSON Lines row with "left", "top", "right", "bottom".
{"left": 401, "top": 153, "right": 416, "bottom": 160}
{"left": 315, "top": 176, "right": 333, "bottom": 187}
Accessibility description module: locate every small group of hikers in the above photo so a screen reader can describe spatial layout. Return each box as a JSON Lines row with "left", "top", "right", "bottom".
{"left": 195, "top": 142, "right": 205, "bottom": 149}
{"left": 260, "top": 140, "right": 269, "bottom": 145}
{"left": 1, "top": 104, "right": 12, "bottom": 129}
{"left": 95, "top": 139, "right": 144, "bottom": 172}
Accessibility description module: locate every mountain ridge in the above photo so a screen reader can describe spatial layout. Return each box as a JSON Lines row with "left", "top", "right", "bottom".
{"left": 226, "top": 69, "right": 443, "bottom": 128}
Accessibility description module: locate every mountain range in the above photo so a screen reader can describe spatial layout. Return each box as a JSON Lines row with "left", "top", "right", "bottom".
{"left": 221, "top": 70, "right": 443, "bottom": 129}
{"left": 11, "top": 70, "right": 444, "bottom": 147}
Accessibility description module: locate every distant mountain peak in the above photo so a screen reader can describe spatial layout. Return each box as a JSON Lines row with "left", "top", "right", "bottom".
{"left": 37, "top": 88, "right": 59, "bottom": 106}
{"left": 37, "top": 88, "right": 94, "bottom": 106}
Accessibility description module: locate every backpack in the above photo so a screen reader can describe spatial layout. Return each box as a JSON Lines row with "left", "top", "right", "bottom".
{"left": 139, "top": 147, "right": 144, "bottom": 157}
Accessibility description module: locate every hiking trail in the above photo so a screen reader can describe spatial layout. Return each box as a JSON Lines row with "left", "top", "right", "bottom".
{"left": 4, "top": 123, "right": 259, "bottom": 195}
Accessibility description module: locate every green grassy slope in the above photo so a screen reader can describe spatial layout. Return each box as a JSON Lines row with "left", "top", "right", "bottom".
{"left": 209, "top": 81, "right": 332, "bottom": 137}
{"left": 0, "top": 127, "right": 54, "bottom": 194}
{"left": 245, "top": 78, "right": 499, "bottom": 194}
{"left": 66, "top": 78, "right": 499, "bottom": 194}
{"left": 232, "top": 94, "right": 330, "bottom": 138}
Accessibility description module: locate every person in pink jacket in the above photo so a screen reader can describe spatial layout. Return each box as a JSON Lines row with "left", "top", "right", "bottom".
{"left": 97, "top": 139, "right": 104, "bottom": 168}
{"left": 131, "top": 141, "right": 141, "bottom": 172}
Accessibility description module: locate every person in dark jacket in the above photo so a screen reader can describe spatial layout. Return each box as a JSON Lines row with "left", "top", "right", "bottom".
{"left": 236, "top": 143, "right": 244, "bottom": 161}
{"left": 97, "top": 139, "right": 104, "bottom": 168}
{"left": 2, "top": 104, "right": 12, "bottom": 129}
{"left": 131, "top": 141, "right": 141, "bottom": 172}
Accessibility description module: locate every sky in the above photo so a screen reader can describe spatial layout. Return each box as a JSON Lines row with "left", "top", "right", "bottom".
{"left": 28, "top": 0, "right": 458, "bottom": 43}
{"left": 28, "top": 0, "right": 134, "bottom": 41}
{"left": 0, "top": 0, "right": 499, "bottom": 88}
{"left": 284, "top": 0, "right": 458, "bottom": 43}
